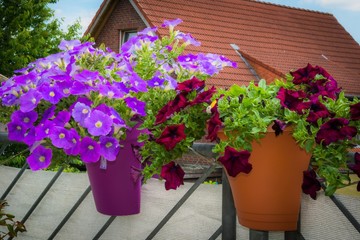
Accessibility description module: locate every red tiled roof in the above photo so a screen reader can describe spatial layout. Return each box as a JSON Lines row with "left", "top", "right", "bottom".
{"left": 88, "top": 0, "right": 360, "bottom": 95}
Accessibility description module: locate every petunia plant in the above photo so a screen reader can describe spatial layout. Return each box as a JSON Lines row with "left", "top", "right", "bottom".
{"left": 139, "top": 63, "right": 360, "bottom": 197}
{"left": 211, "top": 64, "right": 360, "bottom": 198}
{"left": 0, "top": 19, "right": 234, "bottom": 171}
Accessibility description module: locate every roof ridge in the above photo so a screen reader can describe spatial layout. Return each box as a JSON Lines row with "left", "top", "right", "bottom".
{"left": 252, "top": 0, "right": 332, "bottom": 16}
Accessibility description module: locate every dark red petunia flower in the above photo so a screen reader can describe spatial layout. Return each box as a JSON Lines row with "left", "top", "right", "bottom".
{"left": 276, "top": 87, "right": 311, "bottom": 114}
{"left": 160, "top": 161, "right": 185, "bottom": 190}
{"left": 315, "top": 118, "right": 357, "bottom": 146}
{"left": 155, "top": 92, "right": 190, "bottom": 125}
{"left": 314, "top": 65, "right": 334, "bottom": 81}
{"left": 291, "top": 63, "right": 318, "bottom": 85}
{"left": 155, "top": 102, "right": 175, "bottom": 125}
{"left": 218, "top": 146, "right": 252, "bottom": 177}
{"left": 191, "top": 86, "right": 217, "bottom": 105}
{"left": 176, "top": 77, "right": 205, "bottom": 93}
{"left": 155, "top": 124, "right": 186, "bottom": 151}
{"left": 307, "top": 78, "right": 339, "bottom": 100}
{"left": 350, "top": 102, "right": 360, "bottom": 120}
{"left": 272, "top": 119, "right": 287, "bottom": 136}
{"left": 302, "top": 169, "right": 321, "bottom": 200}
{"left": 348, "top": 153, "right": 360, "bottom": 191}
{"left": 306, "top": 98, "right": 331, "bottom": 123}
{"left": 171, "top": 92, "right": 189, "bottom": 112}
{"left": 206, "top": 105, "right": 222, "bottom": 141}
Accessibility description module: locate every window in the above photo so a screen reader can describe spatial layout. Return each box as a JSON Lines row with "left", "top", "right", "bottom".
{"left": 120, "top": 30, "right": 137, "bottom": 48}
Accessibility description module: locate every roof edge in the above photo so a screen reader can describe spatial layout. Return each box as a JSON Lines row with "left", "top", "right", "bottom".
{"left": 253, "top": 0, "right": 332, "bottom": 16}
{"left": 129, "top": 0, "right": 151, "bottom": 27}
{"left": 239, "top": 50, "right": 286, "bottom": 79}
{"left": 83, "top": 0, "right": 115, "bottom": 38}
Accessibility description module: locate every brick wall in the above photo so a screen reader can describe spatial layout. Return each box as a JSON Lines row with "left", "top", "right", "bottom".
{"left": 95, "top": 0, "right": 147, "bottom": 52}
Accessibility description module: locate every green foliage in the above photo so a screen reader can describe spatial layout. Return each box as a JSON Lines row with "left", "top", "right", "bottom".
{"left": 214, "top": 80, "right": 280, "bottom": 152}
{"left": 0, "top": 0, "right": 82, "bottom": 77}
{"left": 0, "top": 200, "right": 26, "bottom": 239}
{"left": 215, "top": 75, "right": 359, "bottom": 195}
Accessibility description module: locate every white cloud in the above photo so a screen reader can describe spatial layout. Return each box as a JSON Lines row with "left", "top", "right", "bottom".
{"left": 303, "top": 0, "right": 360, "bottom": 11}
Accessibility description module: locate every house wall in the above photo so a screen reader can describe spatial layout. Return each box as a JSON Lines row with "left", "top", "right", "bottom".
{"left": 95, "top": 0, "right": 147, "bottom": 52}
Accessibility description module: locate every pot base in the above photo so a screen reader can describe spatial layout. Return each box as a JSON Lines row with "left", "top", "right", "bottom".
{"left": 238, "top": 212, "right": 298, "bottom": 231}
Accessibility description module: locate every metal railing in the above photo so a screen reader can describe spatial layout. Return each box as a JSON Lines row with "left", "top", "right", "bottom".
{"left": 1, "top": 133, "right": 359, "bottom": 240}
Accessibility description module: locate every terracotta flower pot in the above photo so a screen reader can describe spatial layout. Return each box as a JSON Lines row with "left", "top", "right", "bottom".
{"left": 86, "top": 126, "right": 144, "bottom": 216}
{"left": 218, "top": 127, "right": 311, "bottom": 231}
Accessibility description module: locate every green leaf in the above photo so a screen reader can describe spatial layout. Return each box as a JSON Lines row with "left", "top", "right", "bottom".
{"left": 258, "top": 79, "right": 267, "bottom": 89}
{"left": 228, "top": 84, "right": 243, "bottom": 97}
{"left": 324, "top": 185, "right": 337, "bottom": 196}
{"left": 304, "top": 140, "right": 314, "bottom": 152}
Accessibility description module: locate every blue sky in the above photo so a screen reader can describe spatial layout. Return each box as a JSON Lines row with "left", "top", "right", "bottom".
{"left": 51, "top": 0, "right": 360, "bottom": 44}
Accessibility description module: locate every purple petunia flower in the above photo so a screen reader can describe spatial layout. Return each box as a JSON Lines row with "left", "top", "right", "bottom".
{"left": 74, "top": 69, "right": 99, "bottom": 83}
{"left": 27, "top": 145, "right": 52, "bottom": 171}
{"left": 98, "top": 83, "right": 124, "bottom": 99}
{"left": 53, "top": 110, "right": 71, "bottom": 127}
{"left": 20, "top": 89, "right": 42, "bottom": 112}
{"left": 84, "top": 110, "right": 113, "bottom": 136}
{"left": 160, "top": 161, "right": 185, "bottom": 190}
{"left": 176, "top": 32, "right": 201, "bottom": 46}
{"left": 99, "top": 136, "right": 120, "bottom": 161}
{"left": 40, "top": 105, "right": 56, "bottom": 123}
{"left": 137, "top": 26, "right": 158, "bottom": 36}
{"left": 124, "top": 97, "right": 146, "bottom": 116}
{"left": 128, "top": 72, "right": 148, "bottom": 92}
{"left": 35, "top": 120, "right": 54, "bottom": 141}
{"left": 7, "top": 121, "right": 27, "bottom": 142}
{"left": 63, "top": 128, "right": 81, "bottom": 156}
{"left": 58, "top": 39, "right": 82, "bottom": 51}
{"left": 13, "top": 71, "right": 37, "bottom": 85}
{"left": 55, "top": 80, "right": 73, "bottom": 97}
{"left": 148, "top": 72, "right": 165, "bottom": 88}
{"left": 69, "top": 81, "right": 93, "bottom": 95}
{"left": 39, "top": 83, "right": 62, "bottom": 104}
{"left": 162, "top": 18, "right": 183, "bottom": 31}
{"left": 49, "top": 126, "right": 73, "bottom": 149}
{"left": 72, "top": 102, "right": 91, "bottom": 127}
{"left": 11, "top": 110, "right": 38, "bottom": 128}
{"left": 113, "top": 82, "right": 130, "bottom": 94}
{"left": 315, "top": 118, "right": 357, "bottom": 146}
{"left": 80, "top": 136, "right": 100, "bottom": 163}
{"left": 109, "top": 107, "right": 126, "bottom": 127}
{"left": 69, "top": 97, "right": 93, "bottom": 112}
{"left": 23, "top": 128, "right": 37, "bottom": 146}
{"left": 1, "top": 94, "right": 18, "bottom": 106}
{"left": 218, "top": 146, "right": 252, "bottom": 177}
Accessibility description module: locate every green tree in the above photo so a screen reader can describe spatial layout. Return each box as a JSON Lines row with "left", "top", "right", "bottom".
{"left": 0, "top": 0, "right": 82, "bottom": 77}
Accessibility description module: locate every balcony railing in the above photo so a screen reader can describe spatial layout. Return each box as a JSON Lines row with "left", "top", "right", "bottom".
{"left": 1, "top": 133, "right": 359, "bottom": 240}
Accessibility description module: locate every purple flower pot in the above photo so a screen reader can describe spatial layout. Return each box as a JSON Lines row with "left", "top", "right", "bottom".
{"left": 86, "top": 126, "right": 144, "bottom": 216}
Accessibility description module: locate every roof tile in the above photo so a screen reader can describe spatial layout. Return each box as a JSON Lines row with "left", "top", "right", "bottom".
{"left": 132, "top": 0, "right": 360, "bottom": 95}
